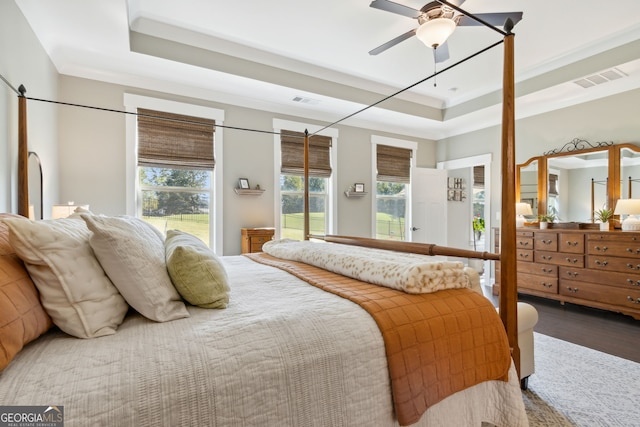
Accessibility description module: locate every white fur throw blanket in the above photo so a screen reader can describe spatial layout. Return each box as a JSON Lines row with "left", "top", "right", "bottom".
{"left": 262, "top": 240, "right": 472, "bottom": 294}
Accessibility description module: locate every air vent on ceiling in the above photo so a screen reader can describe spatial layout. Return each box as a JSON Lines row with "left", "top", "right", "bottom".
{"left": 573, "top": 68, "right": 627, "bottom": 89}
{"left": 292, "top": 96, "right": 320, "bottom": 105}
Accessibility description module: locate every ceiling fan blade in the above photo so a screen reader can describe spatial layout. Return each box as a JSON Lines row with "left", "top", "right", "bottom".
{"left": 369, "top": 0, "right": 421, "bottom": 19}
{"left": 369, "top": 28, "right": 417, "bottom": 55}
{"left": 457, "top": 12, "right": 523, "bottom": 28}
{"left": 447, "top": 0, "right": 466, "bottom": 6}
{"left": 434, "top": 42, "right": 450, "bottom": 63}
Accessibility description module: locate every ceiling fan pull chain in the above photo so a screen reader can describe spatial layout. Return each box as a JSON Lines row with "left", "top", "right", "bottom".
{"left": 433, "top": 48, "right": 437, "bottom": 87}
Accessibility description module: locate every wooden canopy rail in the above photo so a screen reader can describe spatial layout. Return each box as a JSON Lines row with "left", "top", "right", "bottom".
{"left": 310, "top": 234, "right": 500, "bottom": 261}
{"left": 14, "top": 12, "right": 520, "bottom": 378}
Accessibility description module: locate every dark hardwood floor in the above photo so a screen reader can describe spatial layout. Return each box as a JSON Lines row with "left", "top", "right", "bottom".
{"left": 516, "top": 294, "right": 640, "bottom": 363}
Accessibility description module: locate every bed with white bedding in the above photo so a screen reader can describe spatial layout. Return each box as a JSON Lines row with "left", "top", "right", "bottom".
{"left": 0, "top": 252, "right": 527, "bottom": 426}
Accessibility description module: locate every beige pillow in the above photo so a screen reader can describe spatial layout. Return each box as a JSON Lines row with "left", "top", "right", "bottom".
{"left": 165, "top": 230, "right": 230, "bottom": 309}
{"left": 2, "top": 217, "right": 128, "bottom": 338}
{"left": 81, "top": 215, "right": 189, "bottom": 322}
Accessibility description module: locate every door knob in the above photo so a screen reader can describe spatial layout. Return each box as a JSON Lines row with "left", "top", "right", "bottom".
{"left": 411, "top": 227, "right": 420, "bottom": 231}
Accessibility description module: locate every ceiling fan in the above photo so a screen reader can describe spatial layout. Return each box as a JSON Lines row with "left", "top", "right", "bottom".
{"left": 369, "top": 0, "right": 523, "bottom": 62}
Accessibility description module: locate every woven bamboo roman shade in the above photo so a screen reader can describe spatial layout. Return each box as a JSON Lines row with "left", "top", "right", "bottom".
{"left": 137, "top": 108, "right": 215, "bottom": 170}
{"left": 280, "top": 130, "right": 332, "bottom": 177}
{"left": 474, "top": 165, "right": 485, "bottom": 188}
{"left": 376, "top": 144, "right": 412, "bottom": 183}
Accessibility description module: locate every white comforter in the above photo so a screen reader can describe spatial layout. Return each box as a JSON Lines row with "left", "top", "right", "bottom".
{"left": 0, "top": 256, "right": 528, "bottom": 427}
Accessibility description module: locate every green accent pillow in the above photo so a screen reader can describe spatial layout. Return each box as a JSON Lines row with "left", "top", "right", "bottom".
{"left": 165, "top": 230, "right": 230, "bottom": 309}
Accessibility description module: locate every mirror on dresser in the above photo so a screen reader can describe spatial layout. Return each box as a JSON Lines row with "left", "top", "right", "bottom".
{"left": 515, "top": 139, "right": 633, "bottom": 223}
{"left": 620, "top": 144, "right": 640, "bottom": 200}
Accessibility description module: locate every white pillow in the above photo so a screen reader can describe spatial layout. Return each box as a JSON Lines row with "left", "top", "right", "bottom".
{"left": 2, "top": 217, "right": 128, "bottom": 338}
{"left": 81, "top": 215, "right": 189, "bottom": 322}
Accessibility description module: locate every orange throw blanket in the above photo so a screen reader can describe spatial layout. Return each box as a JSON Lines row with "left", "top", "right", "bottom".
{"left": 245, "top": 253, "right": 511, "bottom": 426}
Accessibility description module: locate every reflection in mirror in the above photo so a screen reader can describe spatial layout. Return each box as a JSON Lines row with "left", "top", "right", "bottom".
{"left": 28, "top": 151, "right": 43, "bottom": 220}
{"left": 519, "top": 160, "right": 538, "bottom": 218}
{"left": 620, "top": 147, "right": 640, "bottom": 199}
{"left": 547, "top": 150, "right": 608, "bottom": 222}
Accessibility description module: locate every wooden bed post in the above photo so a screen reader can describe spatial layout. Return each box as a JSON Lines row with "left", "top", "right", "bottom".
{"left": 500, "top": 30, "right": 521, "bottom": 378}
{"left": 303, "top": 130, "right": 310, "bottom": 240}
{"left": 18, "top": 85, "right": 29, "bottom": 218}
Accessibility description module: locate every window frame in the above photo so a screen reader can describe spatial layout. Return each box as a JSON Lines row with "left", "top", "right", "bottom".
{"left": 273, "top": 119, "right": 338, "bottom": 240}
{"left": 371, "top": 136, "right": 417, "bottom": 241}
{"left": 124, "top": 94, "right": 225, "bottom": 253}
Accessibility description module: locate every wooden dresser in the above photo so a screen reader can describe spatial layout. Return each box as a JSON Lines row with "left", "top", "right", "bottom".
{"left": 241, "top": 227, "right": 275, "bottom": 254}
{"left": 499, "top": 228, "right": 640, "bottom": 320}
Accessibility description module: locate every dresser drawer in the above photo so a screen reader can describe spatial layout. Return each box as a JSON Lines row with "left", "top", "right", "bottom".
{"left": 536, "top": 251, "right": 584, "bottom": 267}
{"left": 516, "top": 237, "right": 533, "bottom": 250}
{"left": 560, "top": 266, "right": 640, "bottom": 290}
{"left": 516, "top": 248, "right": 533, "bottom": 262}
{"left": 558, "top": 233, "right": 584, "bottom": 253}
{"left": 587, "top": 255, "right": 640, "bottom": 274}
{"left": 518, "top": 272, "right": 558, "bottom": 294}
{"left": 534, "top": 233, "right": 558, "bottom": 251}
{"left": 518, "top": 261, "right": 557, "bottom": 276}
{"left": 560, "top": 278, "right": 640, "bottom": 310}
{"left": 587, "top": 240, "right": 640, "bottom": 259}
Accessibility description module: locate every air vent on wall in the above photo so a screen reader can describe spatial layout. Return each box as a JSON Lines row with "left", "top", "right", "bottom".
{"left": 292, "top": 96, "right": 320, "bottom": 105}
{"left": 573, "top": 68, "right": 627, "bottom": 88}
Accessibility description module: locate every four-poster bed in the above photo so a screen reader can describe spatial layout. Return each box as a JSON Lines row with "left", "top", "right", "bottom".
{"left": 2, "top": 4, "right": 527, "bottom": 426}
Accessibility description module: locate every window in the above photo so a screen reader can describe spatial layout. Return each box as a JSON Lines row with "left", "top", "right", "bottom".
{"left": 279, "top": 130, "right": 332, "bottom": 240}
{"left": 136, "top": 108, "right": 214, "bottom": 245}
{"left": 375, "top": 144, "right": 412, "bottom": 241}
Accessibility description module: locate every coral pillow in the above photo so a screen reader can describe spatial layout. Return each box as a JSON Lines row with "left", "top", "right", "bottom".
{"left": 3, "top": 217, "right": 129, "bottom": 338}
{"left": 165, "top": 230, "right": 230, "bottom": 309}
{"left": 81, "top": 215, "right": 189, "bottom": 322}
{"left": 0, "top": 214, "right": 52, "bottom": 370}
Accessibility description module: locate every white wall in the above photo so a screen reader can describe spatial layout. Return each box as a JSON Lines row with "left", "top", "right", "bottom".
{"left": 56, "top": 75, "right": 437, "bottom": 255}
{"left": 0, "top": 1, "right": 59, "bottom": 215}
{"left": 437, "top": 89, "right": 640, "bottom": 226}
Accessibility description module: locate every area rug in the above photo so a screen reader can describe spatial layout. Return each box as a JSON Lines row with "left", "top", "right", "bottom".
{"left": 524, "top": 333, "right": 640, "bottom": 426}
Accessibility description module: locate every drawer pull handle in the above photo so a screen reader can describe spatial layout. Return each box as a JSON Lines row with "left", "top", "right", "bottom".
{"left": 595, "top": 246, "right": 608, "bottom": 252}
{"left": 626, "top": 263, "right": 640, "bottom": 271}
{"left": 626, "top": 279, "right": 640, "bottom": 286}
{"left": 541, "top": 239, "right": 553, "bottom": 245}
{"left": 566, "top": 286, "right": 579, "bottom": 293}
{"left": 519, "top": 253, "right": 529, "bottom": 258}
{"left": 565, "top": 257, "right": 578, "bottom": 264}
{"left": 518, "top": 241, "right": 529, "bottom": 246}
{"left": 627, "top": 296, "right": 640, "bottom": 304}
{"left": 542, "top": 268, "right": 554, "bottom": 273}
{"left": 542, "top": 283, "right": 553, "bottom": 288}
{"left": 566, "top": 241, "right": 578, "bottom": 247}
{"left": 595, "top": 260, "right": 608, "bottom": 266}
{"left": 566, "top": 271, "right": 579, "bottom": 278}
{"left": 542, "top": 255, "right": 552, "bottom": 260}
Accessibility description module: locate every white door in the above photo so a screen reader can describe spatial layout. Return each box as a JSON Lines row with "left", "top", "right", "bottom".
{"left": 411, "top": 167, "right": 447, "bottom": 245}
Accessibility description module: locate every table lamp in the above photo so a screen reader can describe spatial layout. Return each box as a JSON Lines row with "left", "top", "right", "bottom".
{"left": 613, "top": 199, "right": 640, "bottom": 231}
{"left": 516, "top": 202, "right": 533, "bottom": 228}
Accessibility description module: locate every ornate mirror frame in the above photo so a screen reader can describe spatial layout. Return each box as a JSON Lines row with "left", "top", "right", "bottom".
{"left": 516, "top": 140, "right": 640, "bottom": 223}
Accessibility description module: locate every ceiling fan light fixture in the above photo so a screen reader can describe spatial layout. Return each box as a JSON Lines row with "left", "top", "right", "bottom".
{"left": 416, "top": 18, "right": 456, "bottom": 49}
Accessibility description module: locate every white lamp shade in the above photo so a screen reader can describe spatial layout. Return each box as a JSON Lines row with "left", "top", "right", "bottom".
{"left": 416, "top": 18, "right": 456, "bottom": 48}
{"left": 515, "top": 202, "right": 533, "bottom": 216}
{"left": 614, "top": 199, "right": 640, "bottom": 231}
{"left": 614, "top": 199, "right": 640, "bottom": 215}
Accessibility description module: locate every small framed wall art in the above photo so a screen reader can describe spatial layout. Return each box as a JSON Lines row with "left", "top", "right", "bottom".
{"left": 354, "top": 183, "right": 365, "bottom": 193}
{"left": 238, "top": 178, "right": 250, "bottom": 189}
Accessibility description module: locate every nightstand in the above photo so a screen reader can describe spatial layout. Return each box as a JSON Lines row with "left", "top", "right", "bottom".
{"left": 241, "top": 227, "right": 275, "bottom": 253}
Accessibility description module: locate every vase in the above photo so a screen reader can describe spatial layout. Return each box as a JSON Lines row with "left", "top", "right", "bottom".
{"left": 600, "top": 222, "right": 609, "bottom": 231}
{"left": 539, "top": 222, "right": 548, "bottom": 229}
